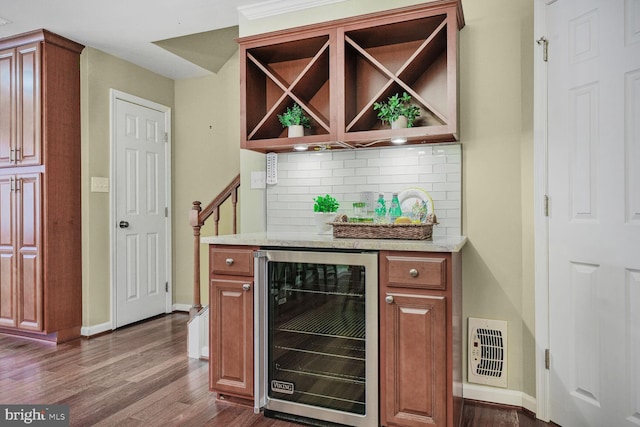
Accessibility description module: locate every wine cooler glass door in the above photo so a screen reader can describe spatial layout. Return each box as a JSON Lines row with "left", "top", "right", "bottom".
{"left": 255, "top": 250, "right": 378, "bottom": 427}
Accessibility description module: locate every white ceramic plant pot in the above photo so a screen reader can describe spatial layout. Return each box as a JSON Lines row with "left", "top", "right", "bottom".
{"left": 314, "top": 212, "right": 336, "bottom": 234}
{"left": 288, "top": 125, "right": 304, "bottom": 138}
{"left": 391, "top": 115, "right": 408, "bottom": 129}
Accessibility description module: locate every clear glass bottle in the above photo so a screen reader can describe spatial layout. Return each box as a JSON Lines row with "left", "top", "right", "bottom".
{"left": 389, "top": 193, "right": 402, "bottom": 223}
{"left": 374, "top": 193, "right": 387, "bottom": 223}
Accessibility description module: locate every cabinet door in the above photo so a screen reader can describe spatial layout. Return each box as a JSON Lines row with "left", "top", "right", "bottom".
{"left": 0, "top": 48, "right": 15, "bottom": 167}
{"left": 210, "top": 277, "right": 254, "bottom": 399}
{"left": 15, "top": 43, "right": 41, "bottom": 167}
{"left": 382, "top": 293, "right": 446, "bottom": 427}
{"left": 15, "top": 174, "right": 41, "bottom": 331}
{"left": 0, "top": 175, "right": 16, "bottom": 327}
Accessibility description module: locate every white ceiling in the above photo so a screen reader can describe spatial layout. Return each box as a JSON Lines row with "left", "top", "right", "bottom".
{"left": 0, "top": 0, "right": 261, "bottom": 80}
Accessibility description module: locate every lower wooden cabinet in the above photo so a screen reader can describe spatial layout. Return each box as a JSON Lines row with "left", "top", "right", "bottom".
{"left": 210, "top": 277, "right": 254, "bottom": 399}
{"left": 0, "top": 173, "right": 41, "bottom": 331}
{"left": 380, "top": 251, "right": 462, "bottom": 427}
{"left": 209, "top": 245, "right": 257, "bottom": 402}
{"left": 383, "top": 293, "right": 447, "bottom": 426}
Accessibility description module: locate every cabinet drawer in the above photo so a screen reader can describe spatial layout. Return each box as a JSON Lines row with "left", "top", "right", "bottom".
{"left": 384, "top": 254, "right": 447, "bottom": 290}
{"left": 210, "top": 247, "right": 254, "bottom": 276}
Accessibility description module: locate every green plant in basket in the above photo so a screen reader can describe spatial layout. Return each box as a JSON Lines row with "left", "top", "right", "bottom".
{"left": 313, "top": 194, "right": 340, "bottom": 213}
{"left": 373, "top": 92, "right": 421, "bottom": 127}
{"left": 278, "top": 102, "right": 311, "bottom": 128}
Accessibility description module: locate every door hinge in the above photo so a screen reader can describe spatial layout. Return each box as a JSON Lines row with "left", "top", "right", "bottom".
{"left": 165, "top": 207, "right": 168, "bottom": 218}
{"left": 537, "top": 36, "right": 548, "bottom": 62}
{"left": 165, "top": 282, "right": 169, "bottom": 292}
{"left": 164, "top": 132, "right": 168, "bottom": 143}
{"left": 544, "top": 195, "right": 549, "bottom": 217}
{"left": 545, "top": 348, "right": 550, "bottom": 370}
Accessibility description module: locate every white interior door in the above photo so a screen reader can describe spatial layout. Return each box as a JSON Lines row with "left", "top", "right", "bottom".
{"left": 113, "top": 93, "right": 171, "bottom": 328}
{"left": 546, "top": 0, "right": 640, "bottom": 426}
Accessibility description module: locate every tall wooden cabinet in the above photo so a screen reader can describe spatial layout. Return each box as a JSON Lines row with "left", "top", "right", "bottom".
{"left": 238, "top": 0, "right": 464, "bottom": 152}
{"left": 0, "top": 30, "right": 84, "bottom": 343}
{"left": 380, "top": 251, "right": 463, "bottom": 427}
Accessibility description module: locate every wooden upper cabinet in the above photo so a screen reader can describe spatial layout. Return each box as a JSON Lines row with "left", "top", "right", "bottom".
{"left": 238, "top": 0, "right": 464, "bottom": 153}
{"left": 0, "top": 48, "right": 16, "bottom": 167}
{"left": 15, "top": 43, "right": 41, "bottom": 167}
{"left": 239, "top": 29, "right": 337, "bottom": 152}
{"left": 0, "top": 42, "right": 41, "bottom": 167}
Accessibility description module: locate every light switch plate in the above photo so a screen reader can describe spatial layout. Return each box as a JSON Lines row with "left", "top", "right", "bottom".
{"left": 91, "top": 177, "right": 109, "bottom": 193}
{"left": 251, "top": 171, "right": 266, "bottom": 189}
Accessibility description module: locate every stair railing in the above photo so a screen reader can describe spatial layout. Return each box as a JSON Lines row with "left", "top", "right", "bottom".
{"left": 189, "top": 174, "right": 240, "bottom": 316}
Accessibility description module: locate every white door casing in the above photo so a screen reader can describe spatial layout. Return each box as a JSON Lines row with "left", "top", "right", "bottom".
{"left": 110, "top": 90, "right": 172, "bottom": 329}
{"left": 535, "top": 1, "right": 640, "bottom": 425}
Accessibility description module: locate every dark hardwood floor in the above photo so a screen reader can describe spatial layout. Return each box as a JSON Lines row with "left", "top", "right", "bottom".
{"left": 0, "top": 313, "right": 553, "bottom": 426}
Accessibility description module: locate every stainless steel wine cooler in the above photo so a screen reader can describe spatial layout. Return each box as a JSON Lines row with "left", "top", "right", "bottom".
{"left": 254, "top": 249, "right": 378, "bottom": 427}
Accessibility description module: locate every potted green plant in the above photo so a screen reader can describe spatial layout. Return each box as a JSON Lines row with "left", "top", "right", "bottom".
{"left": 373, "top": 92, "right": 421, "bottom": 128}
{"left": 278, "top": 102, "right": 311, "bottom": 137}
{"left": 313, "top": 194, "right": 339, "bottom": 234}
{"left": 313, "top": 194, "right": 340, "bottom": 213}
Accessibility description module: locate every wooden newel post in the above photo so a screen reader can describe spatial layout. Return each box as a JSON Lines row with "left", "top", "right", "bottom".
{"left": 189, "top": 201, "right": 203, "bottom": 317}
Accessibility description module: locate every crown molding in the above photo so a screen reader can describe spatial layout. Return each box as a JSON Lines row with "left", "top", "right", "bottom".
{"left": 238, "top": 0, "right": 346, "bottom": 20}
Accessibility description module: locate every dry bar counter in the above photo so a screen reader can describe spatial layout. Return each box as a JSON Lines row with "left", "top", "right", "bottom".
{"left": 202, "top": 232, "right": 467, "bottom": 427}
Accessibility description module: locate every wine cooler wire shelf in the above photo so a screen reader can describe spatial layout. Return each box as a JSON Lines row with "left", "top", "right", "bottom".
{"left": 275, "top": 344, "right": 364, "bottom": 361}
{"left": 275, "top": 362, "right": 365, "bottom": 384}
{"left": 288, "top": 288, "right": 364, "bottom": 298}
{"left": 277, "top": 304, "right": 365, "bottom": 340}
{"left": 284, "top": 389, "right": 364, "bottom": 408}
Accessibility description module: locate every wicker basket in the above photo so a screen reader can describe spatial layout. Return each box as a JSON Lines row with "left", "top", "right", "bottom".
{"left": 330, "top": 222, "right": 433, "bottom": 240}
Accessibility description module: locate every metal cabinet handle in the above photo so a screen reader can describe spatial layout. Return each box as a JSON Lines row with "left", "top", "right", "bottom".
{"left": 385, "top": 295, "right": 394, "bottom": 304}
{"left": 225, "top": 258, "right": 234, "bottom": 266}
{"left": 409, "top": 268, "right": 418, "bottom": 277}
{"left": 242, "top": 284, "right": 251, "bottom": 291}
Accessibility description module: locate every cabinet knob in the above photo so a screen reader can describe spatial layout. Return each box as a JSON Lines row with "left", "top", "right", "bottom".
{"left": 242, "top": 284, "right": 251, "bottom": 291}
{"left": 409, "top": 268, "right": 418, "bottom": 277}
{"left": 225, "top": 258, "right": 234, "bottom": 266}
{"left": 385, "top": 295, "right": 394, "bottom": 304}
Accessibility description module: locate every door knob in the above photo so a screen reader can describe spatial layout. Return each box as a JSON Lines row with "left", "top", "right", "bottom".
{"left": 119, "top": 221, "right": 129, "bottom": 229}
{"left": 385, "top": 295, "right": 394, "bottom": 304}
{"left": 242, "top": 284, "right": 251, "bottom": 291}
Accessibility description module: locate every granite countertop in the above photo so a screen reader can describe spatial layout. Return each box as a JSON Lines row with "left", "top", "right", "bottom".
{"left": 201, "top": 232, "right": 467, "bottom": 253}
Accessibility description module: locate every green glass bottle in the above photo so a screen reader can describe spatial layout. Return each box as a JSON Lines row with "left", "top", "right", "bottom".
{"left": 374, "top": 193, "right": 386, "bottom": 223}
{"left": 389, "top": 193, "right": 402, "bottom": 223}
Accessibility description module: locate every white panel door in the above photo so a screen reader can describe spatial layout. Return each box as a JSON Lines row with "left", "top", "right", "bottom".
{"left": 547, "top": 0, "right": 640, "bottom": 426}
{"left": 114, "top": 98, "right": 169, "bottom": 328}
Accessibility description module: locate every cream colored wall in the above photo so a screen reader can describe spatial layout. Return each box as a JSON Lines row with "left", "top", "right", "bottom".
{"left": 80, "top": 47, "right": 174, "bottom": 326}
{"left": 238, "top": 0, "right": 536, "bottom": 398}
{"left": 174, "top": 52, "right": 241, "bottom": 306}
{"left": 460, "top": 0, "right": 535, "bottom": 397}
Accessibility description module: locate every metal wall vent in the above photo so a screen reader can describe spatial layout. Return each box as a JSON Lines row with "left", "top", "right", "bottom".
{"left": 468, "top": 317, "right": 508, "bottom": 388}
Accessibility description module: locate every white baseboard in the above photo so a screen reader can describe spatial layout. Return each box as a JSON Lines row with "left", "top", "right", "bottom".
{"left": 172, "top": 303, "right": 191, "bottom": 312}
{"left": 81, "top": 306, "right": 190, "bottom": 337}
{"left": 463, "top": 383, "right": 536, "bottom": 414}
{"left": 81, "top": 321, "right": 112, "bottom": 337}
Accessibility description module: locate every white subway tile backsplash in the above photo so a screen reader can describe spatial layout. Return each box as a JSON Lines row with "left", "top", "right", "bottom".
{"left": 266, "top": 144, "right": 462, "bottom": 236}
